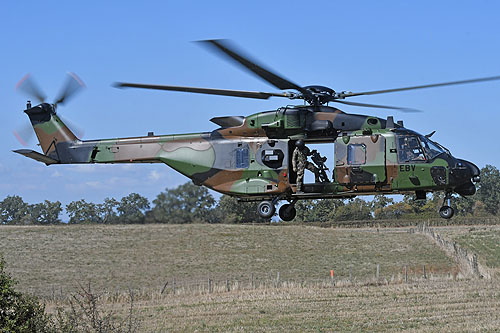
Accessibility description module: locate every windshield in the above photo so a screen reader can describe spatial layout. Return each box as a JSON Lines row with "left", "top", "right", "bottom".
{"left": 418, "top": 135, "right": 447, "bottom": 160}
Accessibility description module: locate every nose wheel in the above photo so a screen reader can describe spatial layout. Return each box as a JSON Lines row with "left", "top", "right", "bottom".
{"left": 439, "top": 192, "right": 455, "bottom": 219}
{"left": 439, "top": 206, "right": 454, "bottom": 219}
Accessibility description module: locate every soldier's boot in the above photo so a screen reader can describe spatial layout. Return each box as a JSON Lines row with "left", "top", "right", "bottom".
{"left": 314, "top": 170, "right": 321, "bottom": 183}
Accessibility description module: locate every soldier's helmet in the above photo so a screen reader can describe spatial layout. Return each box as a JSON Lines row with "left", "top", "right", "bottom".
{"left": 295, "top": 140, "right": 305, "bottom": 149}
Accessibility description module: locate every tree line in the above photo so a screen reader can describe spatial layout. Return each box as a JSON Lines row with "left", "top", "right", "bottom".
{"left": 1, "top": 165, "right": 499, "bottom": 224}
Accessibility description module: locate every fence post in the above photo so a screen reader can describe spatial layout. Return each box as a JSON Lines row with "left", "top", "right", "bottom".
{"left": 423, "top": 265, "right": 427, "bottom": 279}
{"left": 376, "top": 264, "right": 380, "bottom": 280}
{"left": 226, "top": 279, "right": 230, "bottom": 292}
{"left": 160, "top": 281, "right": 168, "bottom": 295}
{"left": 276, "top": 272, "right": 280, "bottom": 287}
{"left": 208, "top": 278, "right": 212, "bottom": 293}
{"left": 173, "top": 278, "right": 176, "bottom": 294}
{"left": 251, "top": 273, "right": 254, "bottom": 289}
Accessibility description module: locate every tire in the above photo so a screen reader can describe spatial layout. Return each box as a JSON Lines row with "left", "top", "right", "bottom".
{"left": 439, "top": 205, "right": 454, "bottom": 219}
{"left": 257, "top": 201, "right": 275, "bottom": 219}
{"left": 279, "top": 204, "right": 297, "bottom": 222}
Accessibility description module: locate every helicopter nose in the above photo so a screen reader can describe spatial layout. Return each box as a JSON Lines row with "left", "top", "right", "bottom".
{"left": 450, "top": 159, "right": 480, "bottom": 196}
{"left": 459, "top": 159, "right": 481, "bottom": 182}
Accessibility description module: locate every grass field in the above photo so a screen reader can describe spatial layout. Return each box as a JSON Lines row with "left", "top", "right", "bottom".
{"left": 3, "top": 223, "right": 499, "bottom": 331}
{"left": 130, "top": 279, "right": 500, "bottom": 331}
{"left": 0, "top": 224, "right": 456, "bottom": 298}
{"left": 439, "top": 225, "right": 500, "bottom": 276}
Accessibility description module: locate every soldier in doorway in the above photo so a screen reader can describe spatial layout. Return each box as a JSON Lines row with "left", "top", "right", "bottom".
{"left": 292, "top": 140, "right": 321, "bottom": 193}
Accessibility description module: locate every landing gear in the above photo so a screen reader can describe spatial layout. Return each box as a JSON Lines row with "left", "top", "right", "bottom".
{"left": 256, "top": 198, "right": 298, "bottom": 221}
{"left": 439, "top": 206, "right": 454, "bottom": 219}
{"left": 257, "top": 201, "right": 275, "bottom": 219}
{"left": 439, "top": 192, "right": 454, "bottom": 219}
{"left": 279, "top": 203, "right": 297, "bottom": 222}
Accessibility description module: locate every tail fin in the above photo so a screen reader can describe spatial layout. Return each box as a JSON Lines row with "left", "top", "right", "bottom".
{"left": 24, "top": 102, "right": 79, "bottom": 158}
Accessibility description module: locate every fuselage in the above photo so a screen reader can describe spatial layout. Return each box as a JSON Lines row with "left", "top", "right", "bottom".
{"left": 16, "top": 103, "right": 480, "bottom": 202}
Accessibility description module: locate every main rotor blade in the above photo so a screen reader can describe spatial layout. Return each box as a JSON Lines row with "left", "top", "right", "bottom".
{"left": 198, "top": 39, "right": 306, "bottom": 93}
{"left": 54, "top": 72, "right": 86, "bottom": 105}
{"left": 332, "top": 99, "right": 421, "bottom": 113}
{"left": 113, "top": 82, "right": 292, "bottom": 99}
{"left": 15, "top": 74, "right": 46, "bottom": 103}
{"left": 341, "top": 75, "right": 500, "bottom": 98}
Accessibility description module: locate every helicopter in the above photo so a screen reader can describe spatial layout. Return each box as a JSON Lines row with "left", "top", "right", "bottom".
{"left": 13, "top": 39, "right": 497, "bottom": 221}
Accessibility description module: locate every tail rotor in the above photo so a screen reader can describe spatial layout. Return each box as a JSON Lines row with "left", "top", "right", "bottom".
{"left": 14, "top": 72, "right": 86, "bottom": 146}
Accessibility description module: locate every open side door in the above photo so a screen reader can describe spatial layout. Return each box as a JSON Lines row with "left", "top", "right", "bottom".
{"left": 335, "top": 134, "right": 386, "bottom": 185}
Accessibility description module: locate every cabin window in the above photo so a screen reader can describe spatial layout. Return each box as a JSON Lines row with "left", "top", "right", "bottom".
{"left": 347, "top": 144, "right": 366, "bottom": 165}
{"left": 397, "top": 135, "right": 426, "bottom": 162}
{"left": 235, "top": 148, "right": 249, "bottom": 168}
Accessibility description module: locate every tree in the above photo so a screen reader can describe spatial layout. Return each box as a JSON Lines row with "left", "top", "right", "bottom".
{"left": 333, "top": 198, "right": 372, "bottom": 221}
{"left": 294, "top": 200, "right": 316, "bottom": 222}
{"left": 454, "top": 195, "right": 476, "bottom": 216}
{"left": 0, "top": 196, "right": 29, "bottom": 225}
{"left": 66, "top": 200, "right": 101, "bottom": 224}
{"left": 372, "top": 195, "right": 394, "bottom": 211}
{"left": 97, "top": 197, "right": 119, "bottom": 224}
{"left": 402, "top": 193, "right": 428, "bottom": 214}
{"left": 316, "top": 199, "right": 345, "bottom": 222}
{"left": 476, "top": 165, "right": 500, "bottom": 215}
{"left": 149, "top": 183, "right": 214, "bottom": 223}
{"left": 117, "top": 193, "right": 150, "bottom": 224}
{"left": 29, "top": 200, "right": 63, "bottom": 225}
{"left": 214, "top": 195, "right": 270, "bottom": 223}
{"left": 292, "top": 199, "right": 345, "bottom": 222}
{"left": 374, "top": 201, "right": 413, "bottom": 219}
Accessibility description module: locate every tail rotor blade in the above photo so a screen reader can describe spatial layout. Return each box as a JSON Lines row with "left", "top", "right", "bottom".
{"left": 13, "top": 123, "right": 35, "bottom": 146}
{"left": 54, "top": 72, "right": 86, "bottom": 105}
{"left": 59, "top": 114, "right": 85, "bottom": 139}
{"left": 15, "top": 74, "right": 46, "bottom": 103}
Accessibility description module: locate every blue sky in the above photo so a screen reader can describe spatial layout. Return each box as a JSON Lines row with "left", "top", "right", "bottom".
{"left": 1, "top": 1, "right": 500, "bottom": 207}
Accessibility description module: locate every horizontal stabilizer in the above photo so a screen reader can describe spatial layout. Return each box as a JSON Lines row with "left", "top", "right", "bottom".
{"left": 13, "top": 149, "right": 59, "bottom": 165}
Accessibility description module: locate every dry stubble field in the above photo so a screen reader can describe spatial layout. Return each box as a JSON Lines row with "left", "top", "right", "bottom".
{"left": 1, "top": 223, "right": 499, "bottom": 331}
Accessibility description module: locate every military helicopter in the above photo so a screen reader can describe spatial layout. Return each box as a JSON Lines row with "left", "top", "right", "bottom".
{"left": 14, "top": 40, "right": 497, "bottom": 221}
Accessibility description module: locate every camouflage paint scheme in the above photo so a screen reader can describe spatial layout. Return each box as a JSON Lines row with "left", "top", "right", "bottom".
{"left": 14, "top": 102, "right": 479, "bottom": 203}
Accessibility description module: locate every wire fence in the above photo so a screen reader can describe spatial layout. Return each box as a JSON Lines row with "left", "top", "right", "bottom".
{"left": 36, "top": 265, "right": 466, "bottom": 304}
{"left": 306, "top": 216, "right": 500, "bottom": 228}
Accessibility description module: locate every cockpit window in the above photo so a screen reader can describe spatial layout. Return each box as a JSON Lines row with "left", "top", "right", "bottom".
{"left": 397, "top": 136, "right": 426, "bottom": 162}
{"left": 418, "top": 135, "right": 446, "bottom": 160}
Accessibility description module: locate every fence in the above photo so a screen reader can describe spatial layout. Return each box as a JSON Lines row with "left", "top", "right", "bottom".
{"left": 309, "top": 216, "right": 500, "bottom": 229}
{"left": 37, "top": 265, "right": 465, "bottom": 303}
{"left": 415, "top": 223, "right": 491, "bottom": 279}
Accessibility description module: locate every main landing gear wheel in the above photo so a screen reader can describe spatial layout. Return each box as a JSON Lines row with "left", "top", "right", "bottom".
{"left": 279, "top": 204, "right": 297, "bottom": 222}
{"left": 257, "top": 200, "right": 275, "bottom": 218}
{"left": 439, "top": 206, "right": 454, "bottom": 219}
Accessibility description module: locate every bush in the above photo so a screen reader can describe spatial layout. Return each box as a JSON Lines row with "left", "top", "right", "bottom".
{"left": 0, "top": 256, "right": 52, "bottom": 332}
